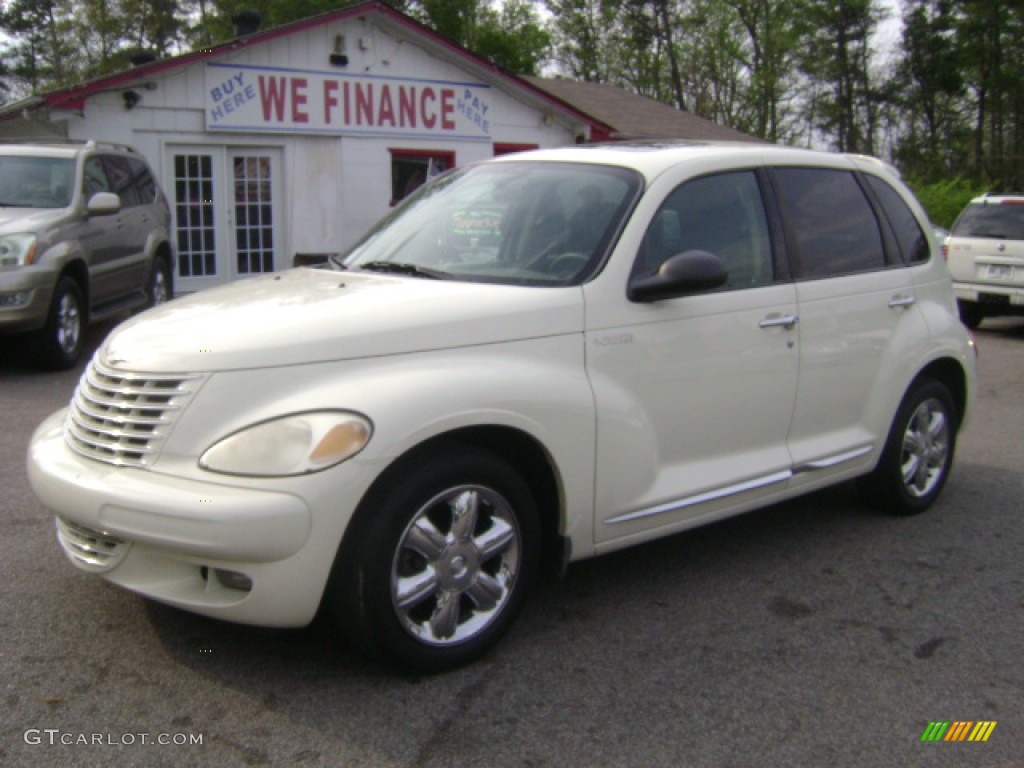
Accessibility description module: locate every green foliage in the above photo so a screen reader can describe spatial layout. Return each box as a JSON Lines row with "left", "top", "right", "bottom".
{"left": 906, "top": 176, "right": 988, "bottom": 228}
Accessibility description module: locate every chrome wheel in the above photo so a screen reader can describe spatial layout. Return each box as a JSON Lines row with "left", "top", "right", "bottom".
{"left": 147, "top": 259, "right": 173, "bottom": 308}
{"left": 56, "top": 290, "right": 81, "bottom": 354}
{"left": 391, "top": 485, "right": 521, "bottom": 646}
{"left": 859, "top": 378, "right": 958, "bottom": 516}
{"left": 900, "top": 397, "right": 950, "bottom": 499}
{"left": 151, "top": 268, "right": 168, "bottom": 305}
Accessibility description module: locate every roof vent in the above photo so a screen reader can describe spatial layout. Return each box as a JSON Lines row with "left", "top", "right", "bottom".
{"left": 130, "top": 52, "right": 157, "bottom": 67}
{"left": 232, "top": 9, "right": 262, "bottom": 37}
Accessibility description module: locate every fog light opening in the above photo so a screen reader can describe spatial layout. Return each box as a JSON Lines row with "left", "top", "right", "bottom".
{"left": 213, "top": 568, "right": 253, "bottom": 592}
{"left": 0, "top": 291, "right": 31, "bottom": 307}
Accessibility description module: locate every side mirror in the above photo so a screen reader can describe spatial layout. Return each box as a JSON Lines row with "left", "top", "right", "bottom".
{"left": 628, "top": 249, "right": 728, "bottom": 303}
{"left": 86, "top": 192, "right": 121, "bottom": 216}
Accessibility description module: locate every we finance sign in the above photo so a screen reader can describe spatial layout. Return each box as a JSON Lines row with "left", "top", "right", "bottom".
{"left": 205, "top": 63, "right": 494, "bottom": 140}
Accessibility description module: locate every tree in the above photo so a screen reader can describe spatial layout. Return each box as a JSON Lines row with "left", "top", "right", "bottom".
{"left": 725, "top": 0, "right": 801, "bottom": 142}
{"left": 1, "top": 0, "right": 78, "bottom": 94}
{"left": 796, "top": 0, "right": 885, "bottom": 154}
{"left": 544, "top": 0, "right": 618, "bottom": 82}
{"left": 892, "top": 0, "right": 968, "bottom": 181}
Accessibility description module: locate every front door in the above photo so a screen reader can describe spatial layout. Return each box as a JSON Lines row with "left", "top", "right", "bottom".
{"left": 165, "top": 146, "right": 282, "bottom": 293}
{"left": 586, "top": 169, "right": 800, "bottom": 546}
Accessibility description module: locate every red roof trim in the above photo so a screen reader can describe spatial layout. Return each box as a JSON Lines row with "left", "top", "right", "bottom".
{"left": 37, "top": 0, "right": 611, "bottom": 136}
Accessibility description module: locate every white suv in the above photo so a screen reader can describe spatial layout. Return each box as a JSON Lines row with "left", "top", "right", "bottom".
{"left": 946, "top": 194, "right": 1024, "bottom": 328}
{"left": 27, "top": 143, "right": 976, "bottom": 673}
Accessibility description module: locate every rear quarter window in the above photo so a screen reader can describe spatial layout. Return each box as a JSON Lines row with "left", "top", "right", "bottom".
{"left": 864, "top": 175, "right": 930, "bottom": 263}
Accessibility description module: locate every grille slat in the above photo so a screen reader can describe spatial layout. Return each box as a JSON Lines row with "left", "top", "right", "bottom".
{"left": 65, "top": 358, "right": 205, "bottom": 468}
{"left": 56, "top": 518, "right": 130, "bottom": 572}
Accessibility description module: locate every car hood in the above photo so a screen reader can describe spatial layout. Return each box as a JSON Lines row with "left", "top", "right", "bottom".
{"left": 0, "top": 207, "right": 65, "bottom": 231}
{"left": 100, "top": 268, "right": 585, "bottom": 373}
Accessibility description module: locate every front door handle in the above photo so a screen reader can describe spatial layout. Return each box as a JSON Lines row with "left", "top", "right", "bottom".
{"left": 889, "top": 294, "right": 917, "bottom": 309}
{"left": 759, "top": 313, "right": 799, "bottom": 330}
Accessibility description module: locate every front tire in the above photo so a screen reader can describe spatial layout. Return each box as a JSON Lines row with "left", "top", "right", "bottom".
{"left": 146, "top": 255, "right": 173, "bottom": 308}
{"left": 36, "top": 277, "right": 85, "bottom": 370}
{"left": 331, "top": 447, "right": 540, "bottom": 674}
{"left": 859, "top": 378, "right": 957, "bottom": 516}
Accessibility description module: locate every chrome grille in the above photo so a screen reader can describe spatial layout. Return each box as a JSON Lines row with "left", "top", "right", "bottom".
{"left": 65, "top": 358, "right": 205, "bottom": 468}
{"left": 56, "top": 517, "right": 131, "bottom": 572}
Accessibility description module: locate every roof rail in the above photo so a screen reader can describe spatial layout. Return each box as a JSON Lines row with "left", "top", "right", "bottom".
{"left": 83, "top": 140, "right": 138, "bottom": 153}
{"left": 0, "top": 137, "right": 137, "bottom": 153}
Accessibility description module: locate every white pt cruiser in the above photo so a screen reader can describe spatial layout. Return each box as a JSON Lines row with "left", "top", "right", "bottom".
{"left": 28, "top": 143, "right": 976, "bottom": 673}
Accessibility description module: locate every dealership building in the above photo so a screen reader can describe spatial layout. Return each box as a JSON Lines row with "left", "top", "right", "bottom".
{"left": 0, "top": 0, "right": 753, "bottom": 292}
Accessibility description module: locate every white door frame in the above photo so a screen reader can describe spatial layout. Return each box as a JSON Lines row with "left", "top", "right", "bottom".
{"left": 164, "top": 144, "right": 283, "bottom": 294}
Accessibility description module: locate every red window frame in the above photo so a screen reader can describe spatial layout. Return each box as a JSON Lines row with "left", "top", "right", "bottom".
{"left": 388, "top": 148, "right": 456, "bottom": 206}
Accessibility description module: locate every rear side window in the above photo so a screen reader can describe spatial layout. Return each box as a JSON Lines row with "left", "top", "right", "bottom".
{"left": 774, "top": 168, "right": 885, "bottom": 278}
{"left": 952, "top": 201, "right": 1024, "bottom": 239}
{"left": 865, "top": 175, "right": 929, "bottom": 263}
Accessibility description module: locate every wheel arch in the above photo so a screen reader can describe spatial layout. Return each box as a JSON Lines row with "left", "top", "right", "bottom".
{"left": 912, "top": 356, "right": 969, "bottom": 431}
{"left": 58, "top": 260, "right": 90, "bottom": 320}
{"left": 340, "top": 425, "right": 568, "bottom": 581}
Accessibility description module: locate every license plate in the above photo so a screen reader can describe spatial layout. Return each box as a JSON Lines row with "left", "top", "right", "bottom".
{"left": 986, "top": 264, "right": 1013, "bottom": 280}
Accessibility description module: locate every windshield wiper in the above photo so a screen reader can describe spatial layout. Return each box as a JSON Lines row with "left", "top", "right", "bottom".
{"left": 357, "top": 261, "right": 449, "bottom": 279}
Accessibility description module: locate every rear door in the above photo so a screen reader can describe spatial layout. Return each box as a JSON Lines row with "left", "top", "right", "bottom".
{"left": 100, "top": 154, "right": 152, "bottom": 297}
{"left": 771, "top": 165, "right": 926, "bottom": 487}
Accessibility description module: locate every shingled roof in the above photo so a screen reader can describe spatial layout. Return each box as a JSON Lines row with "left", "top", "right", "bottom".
{"left": 524, "top": 76, "right": 762, "bottom": 143}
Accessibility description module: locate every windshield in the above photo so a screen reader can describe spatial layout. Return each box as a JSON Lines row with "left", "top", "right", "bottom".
{"left": 341, "top": 161, "right": 641, "bottom": 286}
{"left": 952, "top": 201, "right": 1024, "bottom": 240}
{"left": 0, "top": 156, "right": 75, "bottom": 209}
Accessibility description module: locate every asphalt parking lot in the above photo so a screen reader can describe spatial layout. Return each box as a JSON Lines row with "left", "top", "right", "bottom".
{"left": 1, "top": 318, "right": 1021, "bottom": 768}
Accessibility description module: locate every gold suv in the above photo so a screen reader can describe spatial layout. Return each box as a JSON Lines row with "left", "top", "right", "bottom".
{"left": 0, "top": 140, "right": 173, "bottom": 368}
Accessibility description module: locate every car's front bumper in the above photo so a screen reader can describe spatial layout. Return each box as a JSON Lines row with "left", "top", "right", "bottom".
{"left": 27, "top": 409, "right": 371, "bottom": 627}
{"left": 0, "top": 266, "right": 57, "bottom": 333}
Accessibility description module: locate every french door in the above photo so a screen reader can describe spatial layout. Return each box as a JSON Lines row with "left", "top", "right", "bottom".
{"left": 166, "top": 145, "right": 283, "bottom": 293}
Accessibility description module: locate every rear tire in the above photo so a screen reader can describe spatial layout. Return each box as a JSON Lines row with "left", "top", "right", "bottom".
{"left": 859, "top": 378, "right": 957, "bottom": 516}
{"left": 330, "top": 446, "right": 540, "bottom": 674}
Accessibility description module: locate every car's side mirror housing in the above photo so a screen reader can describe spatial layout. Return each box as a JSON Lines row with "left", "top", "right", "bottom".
{"left": 628, "top": 249, "right": 729, "bottom": 303}
{"left": 86, "top": 192, "right": 121, "bottom": 216}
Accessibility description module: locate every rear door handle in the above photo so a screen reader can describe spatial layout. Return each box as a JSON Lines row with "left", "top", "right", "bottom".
{"left": 759, "top": 313, "right": 799, "bottom": 330}
{"left": 888, "top": 295, "right": 916, "bottom": 309}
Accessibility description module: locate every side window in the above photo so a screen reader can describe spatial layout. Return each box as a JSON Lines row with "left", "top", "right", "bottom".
{"left": 130, "top": 158, "right": 158, "bottom": 205}
{"left": 636, "top": 170, "right": 774, "bottom": 289}
{"left": 102, "top": 155, "right": 140, "bottom": 207}
{"left": 82, "top": 157, "right": 111, "bottom": 198}
{"left": 774, "top": 168, "right": 885, "bottom": 278}
{"left": 865, "top": 175, "right": 929, "bottom": 264}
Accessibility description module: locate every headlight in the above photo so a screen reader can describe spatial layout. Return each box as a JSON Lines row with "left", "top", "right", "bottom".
{"left": 199, "top": 411, "right": 372, "bottom": 477}
{"left": 0, "top": 234, "right": 38, "bottom": 267}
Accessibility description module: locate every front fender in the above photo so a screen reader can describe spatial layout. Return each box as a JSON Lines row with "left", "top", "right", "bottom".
{"left": 158, "top": 333, "right": 598, "bottom": 556}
